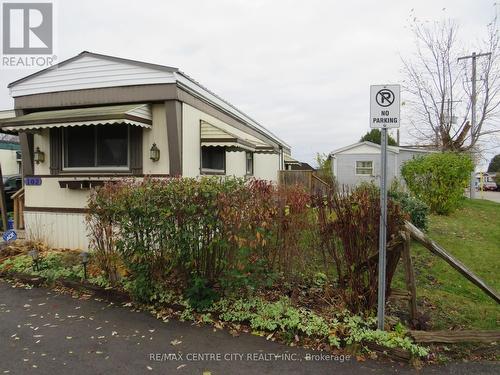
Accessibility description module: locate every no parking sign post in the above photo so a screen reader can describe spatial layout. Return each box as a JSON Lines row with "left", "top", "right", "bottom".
{"left": 370, "top": 84, "right": 400, "bottom": 331}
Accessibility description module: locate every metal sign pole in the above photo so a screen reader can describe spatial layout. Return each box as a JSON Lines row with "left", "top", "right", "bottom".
{"left": 370, "top": 84, "right": 399, "bottom": 331}
{"left": 377, "top": 127, "right": 388, "bottom": 331}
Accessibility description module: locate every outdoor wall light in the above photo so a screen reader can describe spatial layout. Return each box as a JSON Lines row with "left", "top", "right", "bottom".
{"left": 34, "top": 147, "right": 45, "bottom": 164}
{"left": 28, "top": 249, "right": 40, "bottom": 271}
{"left": 149, "top": 143, "right": 160, "bottom": 162}
{"left": 80, "top": 251, "right": 89, "bottom": 280}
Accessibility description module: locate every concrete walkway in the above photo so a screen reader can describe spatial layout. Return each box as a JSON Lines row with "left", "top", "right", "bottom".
{"left": 0, "top": 280, "right": 498, "bottom": 374}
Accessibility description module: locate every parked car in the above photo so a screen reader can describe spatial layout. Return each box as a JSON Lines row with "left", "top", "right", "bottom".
{"left": 480, "top": 181, "right": 498, "bottom": 191}
{"left": 3, "top": 174, "right": 22, "bottom": 211}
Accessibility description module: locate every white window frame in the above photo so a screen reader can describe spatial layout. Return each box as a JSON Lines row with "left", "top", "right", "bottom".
{"left": 245, "top": 151, "right": 254, "bottom": 176}
{"left": 355, "top": 160, "right": 373, "bottom": 176}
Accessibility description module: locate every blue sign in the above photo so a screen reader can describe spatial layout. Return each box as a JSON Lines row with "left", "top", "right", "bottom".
{"left": 3, "top": 230, "right": 17, "bottom": 242}
{"left": 25, "top": 177, "right": 42, "bottom": 186}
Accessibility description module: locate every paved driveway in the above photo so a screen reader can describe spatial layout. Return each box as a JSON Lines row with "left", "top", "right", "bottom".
{"left": 477, "top": 191, "right": 500, "bottom": 203}
{"left": 0, "top": 280, "right": 498, "bottom": 374}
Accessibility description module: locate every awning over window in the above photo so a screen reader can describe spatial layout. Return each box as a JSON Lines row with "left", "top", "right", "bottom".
{"left": 200, "top": 121, "right": 275, "bottom": 153}
{"left": 0, "top": 104, "right": 152, "bottom": 132}
{"left": 284, "top": 154, "right": 301, "bottom": 165}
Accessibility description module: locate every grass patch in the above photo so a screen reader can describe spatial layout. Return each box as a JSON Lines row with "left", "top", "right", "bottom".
{"left": 394, "top": 198, "right": 500, "bottom": 330}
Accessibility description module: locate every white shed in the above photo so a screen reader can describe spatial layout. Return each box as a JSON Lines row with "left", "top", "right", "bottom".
{"left": 329, "top": 141, "right": 431, "bottom": 188}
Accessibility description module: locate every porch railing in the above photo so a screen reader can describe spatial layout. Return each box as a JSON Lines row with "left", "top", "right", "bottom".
{"left": 12, "top": 186, "right": 25, "bottom": 230}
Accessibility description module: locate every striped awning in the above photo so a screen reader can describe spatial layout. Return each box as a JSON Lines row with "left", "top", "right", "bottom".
{"left": 200, "top": 121, "right": 275, "bottom": 152}
{"left": 0, "top": 104, "right": 152, "bottom": 132}
{"left": 284, "top": 154, "right": 301, "bottom": 165}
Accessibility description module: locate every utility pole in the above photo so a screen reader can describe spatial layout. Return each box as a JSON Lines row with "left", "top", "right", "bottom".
{"left": 458, "top": 52, "right": 491, "bottom": 199}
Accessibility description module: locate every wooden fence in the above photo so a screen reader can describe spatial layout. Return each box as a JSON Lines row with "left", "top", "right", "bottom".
{"left": 278, "top": 170, "right": 330, "bottom": 195}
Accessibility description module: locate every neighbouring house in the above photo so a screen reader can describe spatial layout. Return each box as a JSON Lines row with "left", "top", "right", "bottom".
{"left": 329, "top": 141, "right": 431, "bottom": 187}
{"left": 0, "top": 110, "right": 21, "bottom": 176}
{"left": 474, "top": 172, "right": 497, "bottom": 190}
{"left": 284, "top": 154, "right": 315, "bottom": 171}
{"left": 0, "top": 139, "right": 21, "bottom": 176}
{"left": 0, "top": 51, "right": 292, "bottom": 249}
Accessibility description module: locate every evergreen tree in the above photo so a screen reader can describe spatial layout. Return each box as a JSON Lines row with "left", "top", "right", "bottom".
{"left": 487, "top": 154, "right": 500, "bottom": 172}
{"left": 360, "top": 129, "right": 398, "bottom": 146}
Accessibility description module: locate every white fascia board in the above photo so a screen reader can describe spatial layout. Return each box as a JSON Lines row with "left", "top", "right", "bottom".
{"left": 330, "top": 141, "right": 399, "bottom": 156}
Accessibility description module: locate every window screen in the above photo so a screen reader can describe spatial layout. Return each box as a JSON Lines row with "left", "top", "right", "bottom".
{"left": 356, "top": 161, "right": 373, "bottom": 175}
{"left": 201, "top": 147, "right": 225, "bottom": 172}
{"left": 64, "top": 125, "right": 129, "bottom": 168}
{"left": 64, "top": 126, "right": 95, "bottom": 167}
{"left": 97, "top": 126, "right": 128, "bottom": 166}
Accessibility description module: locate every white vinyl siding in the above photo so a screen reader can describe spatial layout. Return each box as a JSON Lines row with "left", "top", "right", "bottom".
{"left": 24, "top": 211, "right": 88, "bottom": 250}
{"left": 9, "top": 54, "right": 176, "bottom": 97}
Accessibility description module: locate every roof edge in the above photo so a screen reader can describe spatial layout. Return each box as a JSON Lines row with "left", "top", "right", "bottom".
{"left": 330, "top": 141, "right": 399, "bottom": 155}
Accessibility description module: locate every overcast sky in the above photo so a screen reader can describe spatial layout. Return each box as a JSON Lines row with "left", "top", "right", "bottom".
{"left": 0, "top": 0, "right": 498, "bottom": 168}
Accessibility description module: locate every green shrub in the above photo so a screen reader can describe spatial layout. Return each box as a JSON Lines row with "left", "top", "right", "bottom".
{"left": 87, "top": 178, "right": 312, "bottom": 303}
{"left": 389, "top": 189, "right": 429, "bottom": 231}
{"left": 401, "top": 152, "right": 473, "bottom": 215}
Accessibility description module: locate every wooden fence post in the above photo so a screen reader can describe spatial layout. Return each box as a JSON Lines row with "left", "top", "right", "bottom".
{"left": 401, "top": 231, "right": 418, "bottom": 323}
{"left": 405, "top": 221, "right": 500, "bottom": 304}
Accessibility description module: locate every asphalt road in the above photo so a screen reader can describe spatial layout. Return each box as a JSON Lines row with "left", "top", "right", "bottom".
{"left": 0, "top": 280, "right": 498, "bottom": 375}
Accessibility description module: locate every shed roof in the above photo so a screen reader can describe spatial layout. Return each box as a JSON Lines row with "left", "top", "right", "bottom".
{"left": 330, "top": 141, "right": 434, "bottom": 156}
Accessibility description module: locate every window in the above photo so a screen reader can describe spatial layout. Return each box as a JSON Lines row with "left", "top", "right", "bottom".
{"left": 356, "top": 161, "right": 373, "bottom": 175}
{"left": 3, "top": 177, "right": 21, "bottom": 190}
{"left": 201, "top": 146, "right": 225, "bottom": 174}
{"left": 246, "top": 152, "right": 254, "bottom": 175}
{"left": 63, "top": 125, "right": 129, "bottom": 169}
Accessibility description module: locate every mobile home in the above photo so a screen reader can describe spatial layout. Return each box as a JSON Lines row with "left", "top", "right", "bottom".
{"left": 0, "top": 51, "right": 292, "bottom": 249}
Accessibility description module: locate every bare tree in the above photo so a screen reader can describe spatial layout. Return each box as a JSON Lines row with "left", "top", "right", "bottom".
{"left": 402, "top": 13, "right": 500, "bottom": 152}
